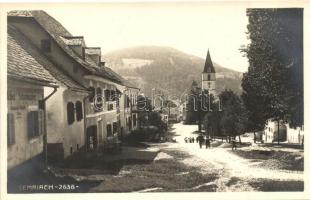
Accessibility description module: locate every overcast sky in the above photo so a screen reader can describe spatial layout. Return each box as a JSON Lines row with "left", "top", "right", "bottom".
{"left": 44, "top": 3, "right": 250, "bottom": 72}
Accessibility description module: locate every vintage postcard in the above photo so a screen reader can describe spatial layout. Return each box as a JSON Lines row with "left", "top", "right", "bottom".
{"left": 0, "top": 1, "right": 309, "bottom": 200}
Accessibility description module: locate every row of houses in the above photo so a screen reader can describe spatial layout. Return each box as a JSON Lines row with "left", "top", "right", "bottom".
{"left": 7, "top": 10, "right": 140, "bottom": 170}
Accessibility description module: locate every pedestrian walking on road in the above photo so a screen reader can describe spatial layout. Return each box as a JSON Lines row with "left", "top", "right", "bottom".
{"left": 205, "top": 137, "right": 211, "bottom": 149}
{"left": 231, "top": 139, "right": 237, "bottom": 150}
{"left": 198, "top": 134, "right": 204, "bottom": 149}
{"left": 184, "top": 137, "right": 188, "bottom": 143}
{"left": 196, "top": 136, "right": 199, "bottom": 143}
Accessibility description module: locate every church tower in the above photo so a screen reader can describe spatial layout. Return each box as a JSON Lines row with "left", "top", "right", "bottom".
{"left": 202, "top": 49, "right": 216, "bottom": 96}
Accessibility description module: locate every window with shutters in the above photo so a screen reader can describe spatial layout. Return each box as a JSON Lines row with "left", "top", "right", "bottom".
{"left": 67, "top": 102, "right": 75, "bottom": 125}
{"left": 27, "top": 110, "right": 44, "bottom": 139}
{"left": 107, "top": 124, "right": 112, "bottom": 137}
{"left": 41, "top": 39, "right": 51, "bottom": 53}
{"left": 76, "top": 101, "right": 83, "bottom": 121}
{"left": 7, "top": 113, "right": 15, "bottom": 145}
{"left": 113, "top": 122, "right": 118, "bottom": 135}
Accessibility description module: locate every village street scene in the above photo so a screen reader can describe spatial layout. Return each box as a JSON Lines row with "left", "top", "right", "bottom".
{"left": 5, "top": 4, "right": 304, "bottom": 194}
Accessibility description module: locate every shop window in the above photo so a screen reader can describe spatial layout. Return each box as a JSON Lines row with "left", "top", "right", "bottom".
{"left": 76, "top": 101, "right": 83, "bottom": 121}
{"left": 67, "top": 102, "right": 75, "bottom": 125}
{"left": 107, "top": 124, "right": 112, "bottom": 137}
{"left": 27, "top": 110, "right": 44, "bottom": 139}
{"left": 7, "top": 113, "right": 15, "bottom": 145}
{"left": 41, "top": 39, "right": 51, "bottom": 53}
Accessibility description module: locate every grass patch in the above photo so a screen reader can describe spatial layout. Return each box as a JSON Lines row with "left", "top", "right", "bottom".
{"left": 232, "top": 150, "right": 304, "bottom": 171}
{"left": 249, "top": 179, "right": 304, "bottom": 191}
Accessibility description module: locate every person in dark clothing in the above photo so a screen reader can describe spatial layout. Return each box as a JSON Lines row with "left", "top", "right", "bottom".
{"left": 198, "top": 135, "right": 204, "bottom": 149}
{"left": 196, "top": 136, "right": 199, "bottom": 143}
{"left": 231, "top": 139, "right": 237, "bottom": 150}
{"left": 205, "top": 137, "right": 211, "bottom": 149}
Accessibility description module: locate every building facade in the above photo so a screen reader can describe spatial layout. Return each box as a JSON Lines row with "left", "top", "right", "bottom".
{"left": 263, "top": 119, "right": 287, "bottom": 143}
{"left": 8, "top": 10, "right": 140, "bottom": 161}
{"left": 7, "top": 25, "right": 59, "bottom": 169}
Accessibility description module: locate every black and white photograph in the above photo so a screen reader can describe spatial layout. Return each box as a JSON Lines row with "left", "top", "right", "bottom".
{"left": 0, "top": 1, "right": 309, "bottom": 199}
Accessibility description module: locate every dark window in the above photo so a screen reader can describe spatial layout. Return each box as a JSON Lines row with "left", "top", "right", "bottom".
{"left": 110, "top": 90, "right": 116, "bottom": 101}
{"left": 133, "top": 114, "right": 137, "bottom": 127}
{"left": 105, "top": 90, "right": 111, "bottom": 101}
{"left": 108, "top": 103, "right": 114, "bottom": 111}
{"left": 128, "top": 117, "right": 132, "bottom": 130}
{"left": 41, "top": 39, "right": 51, "bottom": 53}
{"left": 27, "top": 110, "right": 44, "bottom": 139}
{"left": 107, "top": 124, "right": 112, "bottom": 137}
{"left": 67, "top": 102, "right": 75, "bottom": 125}
{"left": 126, "top": 95, "right": 130, "bottom": 108}
{"left": 76, "top": 101, "right": 83, "bottom": 121}
{"left": 89, "top": 87, "right": 95, "bottom": 102}
{"left": 207, "top": 74, "right": 211, "bottom": 81}
{"left": 113, "top": 122, "right": 118, "bottom": 134}
{"left": 7, "top": 113, "right": 15, "bottom": 145}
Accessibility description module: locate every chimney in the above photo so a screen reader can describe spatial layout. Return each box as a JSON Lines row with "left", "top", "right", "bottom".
{"left": 61, "top": 36, "right": 85, "bottom": 58}
{"left": 84, "top": 47, "right": 101, "bottom": 66}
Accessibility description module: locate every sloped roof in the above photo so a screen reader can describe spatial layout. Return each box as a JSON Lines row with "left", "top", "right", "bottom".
{"left": 203, "top": 50, "right": 215, "bottom": 73}
{"left": 8, "top": 25, "right": 86, "bottom": 91}
{"left": 102, "top": 66, "right": 139, "bottom": 89}
{"left": 8, "top": 26, "right": 57, "bottom": 86}
{"left": 8, "top": 10, "right": 123, "bottom": 85}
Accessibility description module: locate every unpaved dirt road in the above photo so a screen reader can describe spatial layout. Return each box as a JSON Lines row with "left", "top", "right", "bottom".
{"left": 160, "top": 123, "right": 304, "bottom": 192}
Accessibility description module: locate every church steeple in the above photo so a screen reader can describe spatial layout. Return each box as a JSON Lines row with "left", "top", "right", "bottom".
{"left": 201, "top": 49, "right": 216, "bottom": 96}
{"left": 203, "top": 49, "right": 215, "bottom": 73}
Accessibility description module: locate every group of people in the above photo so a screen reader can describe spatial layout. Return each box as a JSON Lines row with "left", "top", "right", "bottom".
{"left": 184, "top": 137, "right": 195, "bottom": 143}
{"left": 184, "top": 134, "right": 211, "bottom": 149}
{"left": 184, "top": 134, "right": 238, "bottom": 150}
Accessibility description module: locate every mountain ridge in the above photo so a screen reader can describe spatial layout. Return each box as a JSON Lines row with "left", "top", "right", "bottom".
{"left": 103, "top": 46, "right": 243, "bottom": 97}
